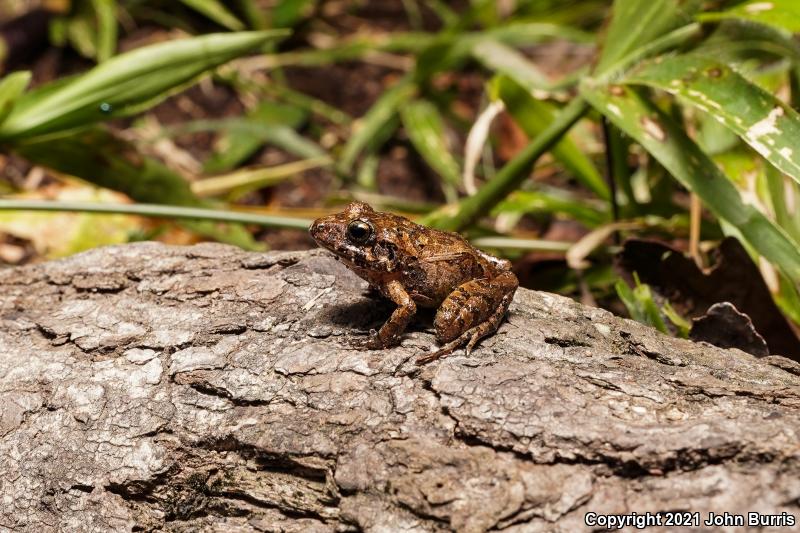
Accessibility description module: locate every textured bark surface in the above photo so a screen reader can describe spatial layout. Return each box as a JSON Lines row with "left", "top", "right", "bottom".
{"left": 1, "top": 242, "right": 799, "bottom": 532}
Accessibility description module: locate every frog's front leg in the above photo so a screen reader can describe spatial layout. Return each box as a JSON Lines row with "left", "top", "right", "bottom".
{"left": 416, "top": 271, "right": 518, "bottom": 364}
{"left": 365, "top": 279, "right": 417, "bottom": 349}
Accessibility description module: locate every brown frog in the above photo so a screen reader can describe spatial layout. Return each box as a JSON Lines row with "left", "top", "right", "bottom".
{"left": 309, "top": 201, "right": 518, "bottom": 364}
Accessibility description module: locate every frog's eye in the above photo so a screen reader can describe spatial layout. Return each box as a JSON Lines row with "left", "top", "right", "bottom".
{"left": 346, "top": 220, "right": 373, "bottom": 244}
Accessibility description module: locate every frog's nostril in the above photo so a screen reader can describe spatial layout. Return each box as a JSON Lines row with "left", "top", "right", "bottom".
{"left": 310, "top": 221, "right": 325, "bottom": 237}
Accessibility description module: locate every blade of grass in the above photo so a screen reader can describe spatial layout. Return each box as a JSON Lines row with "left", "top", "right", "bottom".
{"left": 595, "top": 0, "right": 702, "bottom": 74}
{"left": 233, "top": 0, "right": 269, "bottom": 29}
{"left": 765, "top": 164, "right": 800, "bottom": 244}
{"left": 261, "top": 82, "right": 352, "bottom": 125}
{"left": 272, "top": 0, "right": 317, "bottom": 28}
{"left": 400, "top": 99, "right": 461, "bottom": 190}
{"left": 339, "top": 77, "right": 416, "bottom": 173}
{"left": 177, "top": 0, "right": 245, "bottom": 30}
{"left": 0, "top": 199, "right": 312, "bottom": 230}
{"left": 0, "top": 71, "right": 31, "bottom": 125}
{"left": 472, "top": 40, "right": 558, "bottom": 92}
{"left": 615, "top": 276, "right": 669, "bottom": 333}
{"left": 494, "top": 190, "right": 608, "bottom": 227}
{"left": 567, "top": 221, "right": 640, "bottom": 270}
{"left": 158, "top": 100, "right": 318, "bottom": 173}
{"left": 468, "top": 236, "right": 572, "bottom": 252}
{"left": 492, "top": 75, "right": 609, "bottom": 200}
{"left": 424, "top": 97, "right": 590, "bottom": 231}
{"left": 91, "top": 0, "right": 117, "bottom": 62}
{"left": 192, "top": 156, "right": 332, "bottom": 198}
{"left": 595, "top": 23, "right": 702, "bottom": 82}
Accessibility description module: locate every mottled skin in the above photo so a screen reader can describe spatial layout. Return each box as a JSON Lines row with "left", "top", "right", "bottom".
{"left": 310, "top": 202, "right": 518, "bottom": 364}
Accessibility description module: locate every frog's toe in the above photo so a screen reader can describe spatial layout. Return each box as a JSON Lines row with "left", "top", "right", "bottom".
{"left": 415, "top": 338, "right": 463, "bottom": 365}
{"left": 465, "top": 329, "right": 486, "bottom": 355}
{"left": 348, "top": 329, "right": 383, "bottom": 350}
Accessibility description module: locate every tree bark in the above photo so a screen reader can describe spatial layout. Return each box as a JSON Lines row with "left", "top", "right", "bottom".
{"left": 0, "top": 242, "right": 798, "bottom": 532}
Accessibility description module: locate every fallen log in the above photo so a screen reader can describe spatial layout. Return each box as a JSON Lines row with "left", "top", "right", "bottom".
{"left": 0, "top": 242, "right": 798, "bottom": 532}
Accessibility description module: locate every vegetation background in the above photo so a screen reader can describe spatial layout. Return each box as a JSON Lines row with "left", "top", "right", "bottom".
{"left": 0, "top": 0, "right": 798, "bottom": 358}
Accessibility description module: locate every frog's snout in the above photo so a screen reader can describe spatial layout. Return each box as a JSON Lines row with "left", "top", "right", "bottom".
{"left": 309, "top": 219, "right": 330, "bottom": 245}
{"left": 309, "top": 220, "right": 323, "bottom": 237}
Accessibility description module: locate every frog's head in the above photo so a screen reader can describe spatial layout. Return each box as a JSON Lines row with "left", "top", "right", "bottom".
{"left": 310, "top": 201, "right": 403, "bottom": 274}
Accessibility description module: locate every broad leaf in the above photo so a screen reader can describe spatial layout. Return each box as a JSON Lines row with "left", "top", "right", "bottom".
{"left": 581, "top": 82, "right": 800, "bottom": 283}
{"left": 0, "top": 31, "right": 287, "bottom": 140}
{"left": 698, "top": 1, "right": 800, "bottom": 34}
{"left": 626, "top": 54, "right": 800, "bottom": 188}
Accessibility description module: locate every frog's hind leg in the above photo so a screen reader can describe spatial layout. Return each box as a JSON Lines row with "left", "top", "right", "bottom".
{"left": 416, "top": 272, "right": 517, "bottom": 365}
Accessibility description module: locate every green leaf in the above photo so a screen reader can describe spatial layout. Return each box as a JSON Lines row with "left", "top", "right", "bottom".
{"left": 698, "top": 0, "right": 800, "bottom": 33}
{"left": 176, "top": 0, "right": 245, "bottom": 30}
{"left": 615, "top": 279, "right": 647, "bottom": 323}
{"left": 616, "top": 275, "right": 670, "bottom": 333}
{"left": 694, "top": 17, "right": 800, "bottom": 65}
{"left": 581, "top": 81, "right": 800, "bottom": 283}
{"left": 472, "top": 39, "right": 572, "bottom": 92}
{"left": 339, "top": 77, "right": 416, "bottom": 173}
{"left": 199, "top": 119, "right": 325, "bottom": 173}
{"left": 0, "top": 72, "right": 31, "bottom": 126}
{"left": 272, "top": 0, "right": 317, "bottom": 27}
{"left": 484, "top": 22, "right": 593, "bottom": 47}
{"left": 60, "top": 0, "right": 118, "bottom": 62}
{"left": 494, "top": 190, "right": 608, "bottom": 227}
{"left": 662, "top": 301, "right": 690, "bottom": 337}
{"left": 415, "top": 23, "right": 592, "bottom": 82}
{"left": 424, "top": 97, "right": 590, "bottom": 231}
{"left": 765, "top": 163, "right": 800, "bottom": 244}
{"left": 232, "top": 0, "right": 269, "bottom": 30}
{"left": 0, "top": 30, "right": 287, "bottom": 140}
{"left": 191, "top": 100, "right": 315, "bottom": 173}
{"left": 0, "top": 199, "right": 312, "bottom": 231}
{"left": 596, "top": 0, "right": 701, "bottom": 74}
{"left": 400, "top": 99, "right": 461, "bottom": 187}
{"left": 91, "top": 0, "right": 118, "bottom": 62}
{"left": 193, "top": 156, "right": 331, "bottom": 199}
{"left": 626, "top": 54, "right": 800, "bottom": 189}
{"left": 776, "top": 271, "right": 800, "bottom": 326}
{"left": 493, "top": 75, "right": 609, "bottom": 200}
{"left": 13, "top": 128, "right": 260, "bottom": 249}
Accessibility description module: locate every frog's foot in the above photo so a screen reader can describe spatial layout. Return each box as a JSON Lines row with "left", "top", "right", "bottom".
{"left": 415, "top": 335, "right": 465, "bottom": 365}
{"left": 416, "top": 289, "right": 516, "bottom": 365}
{"left": 415, "top": 319, "right": 493, "bottom": 365}
{"left": 349, "top": 329, "right": 384, "bottom": 350}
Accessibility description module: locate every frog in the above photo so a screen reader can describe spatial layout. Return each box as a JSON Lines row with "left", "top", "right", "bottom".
{"left": 309, "top": 201, "right": 518, "bottom": 364}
